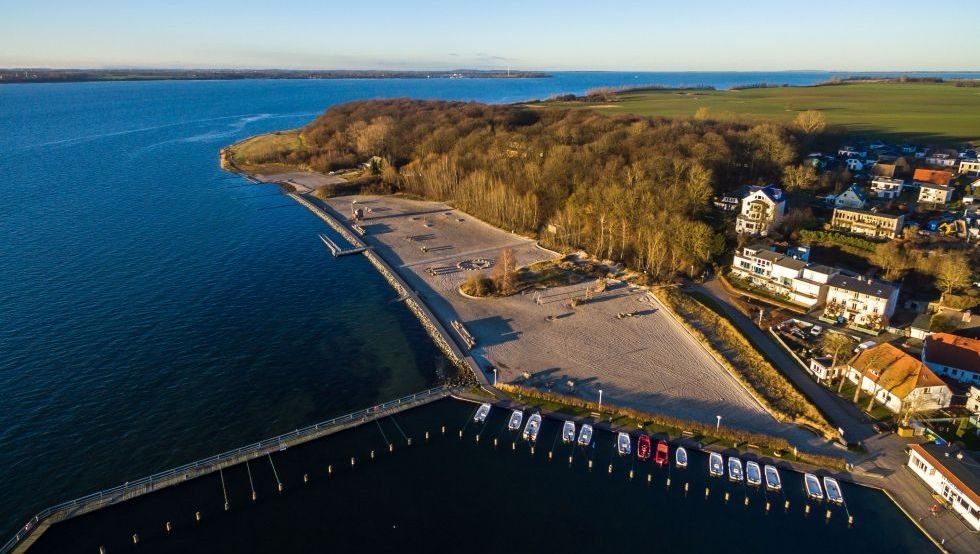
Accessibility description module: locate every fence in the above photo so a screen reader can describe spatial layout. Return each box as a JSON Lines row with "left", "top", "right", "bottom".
{"left": 1, "top": 386, "right": 448, "bottom": 554}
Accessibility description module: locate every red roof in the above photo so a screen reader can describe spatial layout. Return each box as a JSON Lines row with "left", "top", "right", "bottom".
{"left": 923, "top": 333, "right": 980, "bottom": 374}
{"left": 913, "top": 168, "right": 953, "bottom": 187}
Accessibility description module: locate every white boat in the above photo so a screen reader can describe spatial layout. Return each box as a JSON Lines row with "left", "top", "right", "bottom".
{"left": 562, "top": 420, "right": 576, "bottom": 443}
{"left": 708, "top": 452, "right": 724, "bottom": 477}
{"left": 764, "top": 465, "right": 782, "bottom": 491}
{"left": 473, "top": 403, "right": 491, "bottom": 423}
{"left": 507, "top": 410, "right": 524, "bottom": 432}
{"left": 675, "top": 446, "right": 688, "bottom": 469}
{"left": 523, "top": 412, "right": 542, "bottom": 442}
{"left": 804, "top": 473, "right": 823, "bottom": 501}
{"left": 824, "top": 476, "right": 844, "bottom": 505}
{"left": 577, "top": 424, "right": 593, "bottom": 447}
{"left": 745, "top": 461, "right": 762, "bottom": 486}
{"left": 728, "top": 457, "right": 744, "bottom": 482}
{"left": 617, "top": 432, "right": 631, "bottom": 456}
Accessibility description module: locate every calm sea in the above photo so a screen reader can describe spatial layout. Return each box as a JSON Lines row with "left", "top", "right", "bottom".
{"left": 0, "top": 71, "right": 967, "bottom": 547}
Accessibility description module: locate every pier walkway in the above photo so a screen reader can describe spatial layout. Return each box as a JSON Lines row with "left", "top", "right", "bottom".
{"left": 1, "top": 387, "right": 449, "bottom": 554}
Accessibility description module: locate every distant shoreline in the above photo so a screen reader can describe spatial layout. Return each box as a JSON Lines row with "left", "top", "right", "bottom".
{"left": 0, "top": 68, "right": 551, "bottom": 84}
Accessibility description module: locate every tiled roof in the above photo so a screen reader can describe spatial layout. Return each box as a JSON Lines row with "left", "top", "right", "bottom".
{"left": 848, "top": 343, "right": 946, "bottom": 400}
{"left": 924, "top": 333, "right": 980, "bottom": 373}
{"left": 913, "top": 168, "right": 953, "bottom": 186}
{"left": 911, "top": 443, "right": 980, "bottom": 506}
{"left": 828, "top": 275, "right": 897, "bottom": 299}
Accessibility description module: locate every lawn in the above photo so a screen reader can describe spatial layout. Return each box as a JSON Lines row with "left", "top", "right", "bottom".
{"left": 542, "top": 83, "right": 980, "bottom": 143}
{"left": 227, "top": 130, "right": 306, "bottom": 172}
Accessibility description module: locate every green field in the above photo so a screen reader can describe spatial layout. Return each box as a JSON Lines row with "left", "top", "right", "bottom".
{"left": 545, "top": 83, "right": 980, "bottom": 143}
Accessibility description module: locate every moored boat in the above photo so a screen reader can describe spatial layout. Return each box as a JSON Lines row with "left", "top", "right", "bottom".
{"left": 654, "top": 440, "right": 668, "bottom": 466}
{"left": 523, "top": 412, "right": 542, "bottom": 442}
{"left": 804, "top": 473, "right": 823, "bottom": 501}
{"left": 728, "top": 457, "right": 744, "bottom": 482}
{"left": 637, "top": 434, "right": 651, "bottom": 461}
{"left": 764, "top": 465, "right": 781, "bottom": 491}
{"left": 577, "top": 423, "right": 593, "bottom": 447}
{"left": 507, "top": 410, "right": 524, "bottom": 432}
{"left": 562, "top": 420, "right": 576, "bottom": 443}
{"left": 824, "top": 476, "right": 844, "bottom": 505}
{"left": 745, "top": 461, "right": 762, "bottom": 486}
{"left": 617, "top": 432, "right": 631, "bottom": 456}
{"left": 675, "top": 446, "right": 688, "bottom": 469}
{"left": 473, "top": 403, "right": 491, "bottom": 423}
{"left": 708, "top": 452, "right": 724, "bottom": 477}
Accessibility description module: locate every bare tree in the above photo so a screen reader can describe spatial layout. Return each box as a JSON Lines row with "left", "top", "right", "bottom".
{"left": 782, "top": 163, "right": 818, "bottom": 192}
{"left": 794, "top": 110, "right": 826, "bottom": 134}
{"left": 935, "top": 252, "right": 972, "bottom": 303}
{"left": 822, "top": 332, "right": 856, "bottom": 388}
{"left": 492, "top": 248, "right": 517, "bottom": 295}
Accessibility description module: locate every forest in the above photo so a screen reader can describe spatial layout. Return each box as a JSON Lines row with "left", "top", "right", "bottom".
{"left": 250, "top": 98, "right": 801, "bottom": 281}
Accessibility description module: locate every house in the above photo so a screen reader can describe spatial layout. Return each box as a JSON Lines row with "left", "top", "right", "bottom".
{"left": 823, "top": 275, "right": 900, "bottom": 332}
{"left": 870, "top": 177, "right": 905, "bottom": 200}
{"left": 845, "top": 158, "right": 865, "bottom": 172}
{"left": 830, "top": 208, "right": 905, "bottom": 239}
{"left": 918, "top": 182, "right": 954, "bottom": 205}
{"left": 922, "top": 333, "right": 980, "bottom": 386}
{"left": 730, "top": 244, "right": 838, "bottom": 308}
{"left": 834, "top": 184, "right": 869, "bottom": 209}
{"left": 907, "top": 443, "right": 980, "bottom": 532}
{"left": 808, "top": 356, "right": 841, "bottom": 382}
{"left": 968, "top": 386, "right": 980, "bottom": 425}
{"left": 925, "top": 152, "right": 958, "bottom": 168}
{"left": 713, "top": 185, "right": 750, "bottom": 212}
{"left": 838, "top": 146, "right": 867, "bottom": 159}
{"left": 913, "top": 168, "right": 954, "bottom": 188}
{"left": 910, "top": 312, "right": 933, "bottom": 340}
{"left": 960, "top": 158, "right": 980, "bottom": 176}
{"left": 844, "top": 343, "right": 951, "bottom": 414}
{"left": 871, "top": 162, "right": 897, "bottom": 178}
{"left": 735, "top": 185, "right": 785, "bottom": 236}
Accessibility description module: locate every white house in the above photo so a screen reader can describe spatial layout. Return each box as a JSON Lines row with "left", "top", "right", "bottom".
{"left": 844, "top": 343, "right": 951, "bottom": 414}
{"left": 735, "top": 185, "right": 785, "bottom": 236}
{"left": 870, "top": 176, "right": 905, "bottom": 199}
{"left": 925, "top": 152, "right": 958, "bottom": 167}
{"left": 731, "top": 244, "right": 838, "bottom": 308}
{"left": 960, "top": 158, "right": 980, "bottom": 176}
{"left": 922, "top": 333, "right": 980, "bottom": 386}
{"left": 838, "top": 146, "right": 867, "bottom": 159}
{"left": 907, "top": 443, "right": 980, "bottom": 532}
{"left": 834, "top": 184, "right": 869, "bottom": 209}
{"left": 823, "top": 275, "right": 899, "bottom": 332}
{"left": 808, "top": 356, "right": 840, "bottom": 382}
{"left": 918, "top": 182, "right": 954, "bottom": 205}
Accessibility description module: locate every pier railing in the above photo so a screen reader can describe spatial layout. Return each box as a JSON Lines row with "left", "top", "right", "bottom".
{"left": 1, "top": 386, "right": 449, "bottom": 554}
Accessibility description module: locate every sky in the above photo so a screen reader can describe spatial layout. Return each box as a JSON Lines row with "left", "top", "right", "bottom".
{"left": 2, "top": 0, "right": 979, "bottom": 71}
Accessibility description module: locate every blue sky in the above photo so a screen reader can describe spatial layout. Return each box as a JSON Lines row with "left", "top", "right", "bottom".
{"left": 2, "top": 0, "right": 978, "bottom": 70}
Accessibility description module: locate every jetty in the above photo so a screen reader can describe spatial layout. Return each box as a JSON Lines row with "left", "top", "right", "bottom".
{"left": 1, "top": 387, "right": 448, "bottom": 554}
{"left": 318, "top": 233, "right": 369, "bottom": 257}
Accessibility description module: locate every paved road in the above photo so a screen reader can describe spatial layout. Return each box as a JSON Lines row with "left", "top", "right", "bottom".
{"left": 692, "top": 278, "right": 979, "bottom": 553}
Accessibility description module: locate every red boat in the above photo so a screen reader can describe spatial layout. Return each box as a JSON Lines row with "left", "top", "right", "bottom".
{"left": 654, "top": 440, "right": 669, "bottom": 465}
{"left": 637, "top": 434, "right": 651, "bottom": 461}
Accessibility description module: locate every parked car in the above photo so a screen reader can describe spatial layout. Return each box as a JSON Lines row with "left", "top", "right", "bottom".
{"left": 810, "top": 325, "right": 824, "bottom": 337}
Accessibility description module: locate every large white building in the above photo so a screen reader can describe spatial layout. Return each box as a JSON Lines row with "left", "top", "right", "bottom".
{"left": 735, "top": 185, "right": 785, "bottom": 236}
{"left": 960, "top": 158, "right": 980, "bottom": 175}
{"left": 823, "top": 275, "right": 900, "bottom": 332}
{"left": 844, "top": 343, "right": 951, "bottom": 414}
{"left": 731, "top": 244, "right": 838, "bottom": 308}
{"left": 907, "top": 443, "right": 980, "bottom": 532}
{"left": 870, "top": 176, "right": 905, "bottom": 200}
{"left": 918, "top": 182, "right": 954, "bottom": 205}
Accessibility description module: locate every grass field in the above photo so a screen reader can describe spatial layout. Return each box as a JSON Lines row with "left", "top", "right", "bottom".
{"left": 228, "top": 130, "right": 306, "bottom": 173}
{"left": 543, "top": 83, "right": 980, "bottom": 143}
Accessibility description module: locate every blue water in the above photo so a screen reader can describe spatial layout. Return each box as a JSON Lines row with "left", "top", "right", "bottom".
{"left": 0, "top": 71, "right": 972, "bottom": 543}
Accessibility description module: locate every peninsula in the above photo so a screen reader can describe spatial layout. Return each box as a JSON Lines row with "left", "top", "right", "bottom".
{"left": 0, "top": 68, "right": 550, "bottom": 84}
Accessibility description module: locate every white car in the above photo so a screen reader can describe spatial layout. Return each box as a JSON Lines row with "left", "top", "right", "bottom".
{"left": 810, "top": 325, "right": 823, "bottom": 337}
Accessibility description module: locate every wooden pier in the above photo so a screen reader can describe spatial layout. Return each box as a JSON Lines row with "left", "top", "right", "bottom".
{"left": 318, "top": 234, "right": 369, "bottom": 257}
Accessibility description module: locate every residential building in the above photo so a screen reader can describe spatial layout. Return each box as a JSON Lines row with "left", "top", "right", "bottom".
{"left": 713, "top": 185, "right": 750, "bottom": 212}
{"left": 922, "top": 333, "right": 980, "bottom": 386}
{"left": 808, "top": 356, "right": 840, "bottom": 382}
{"left": 870, "top": 176, "right": 905, "bottom": 199}
{"left": 913, "top": 168, "right": 954, "bottom": 188}
{"left": 907, "top": 443, "right": 980, "bottom": 532}
{"left": 735, "top": 185, "right": 785, "bottom": 236}
{"left": 918, "top": 182, "right": 954, "bottom": 205}
{"left": 838, "top": 146, "right": 867, "bottom": 159}
{"left": 910, "top": 312, "right": 932, "bottom": 340}
{"left": 730, "top": 244, "right": 838, "bottom": 308}
{"left": 925, "top": 152, "right": 958, "bottom": 167}
{"left": 834, "top": 184, "right": 869, "bottom": 209}
{"left": 844, "top": 343, "right": 951, "bottom": 414}
{"left": 967, "top": 386, "right": 980, "bottom": 425}
{"left": 830, "top": 208, "right": 904, "bottom": 239}
{"left": 824, "top": 275, "right": 899, "bottom": 331}
{"left": 960, "top": 158, "right": 980, "bottom": 176}
{"left": 871, "top": 162, "right": 897, "bottom": 178}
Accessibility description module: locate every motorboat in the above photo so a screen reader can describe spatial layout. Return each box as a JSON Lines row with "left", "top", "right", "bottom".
{"left": 764, "top": 465, "right": 782, "bottom": 491}
{"left": 728, "top": 457, "right": 744, "bottom": 482}
{"left": 654, "top": 440, "right": 669, "bottom": 466}
{"left": 617, "top": 432, "right": 631, "bottom": 456}
{"left": 824, "top": 476, "right": 844, "bottom": 505}
{"left": 507, "top": 410, "right": 524, "bottom": 432}
{"left": 708, "top": 452, "right": 724, "bottom": 477}
{"left": 562, "top": 420, "right": 576, "bottom": 443}
{"left": 523, "top": 412, "right": 542, "bottom": 442}
{"left": 745, "top": 461, "right": 762, "bottom": 486}
{"left": 637, "top": 434, "right": 651, "bottom": 461}
{"left": 473, "top": 403, "right": 491, "bottom": 423}
{"left": 804, "top": 473, "right": 823, "bottom": 501}
{"left": 675, "top": 446, "right": 688, "bottom": 469}
{"left": 577, "top": 423, "right": 593, "bottom": 447}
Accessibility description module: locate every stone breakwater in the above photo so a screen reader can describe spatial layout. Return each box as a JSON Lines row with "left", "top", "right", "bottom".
{"left": 287, "top": 193, "right": 484, "bottom": 385}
